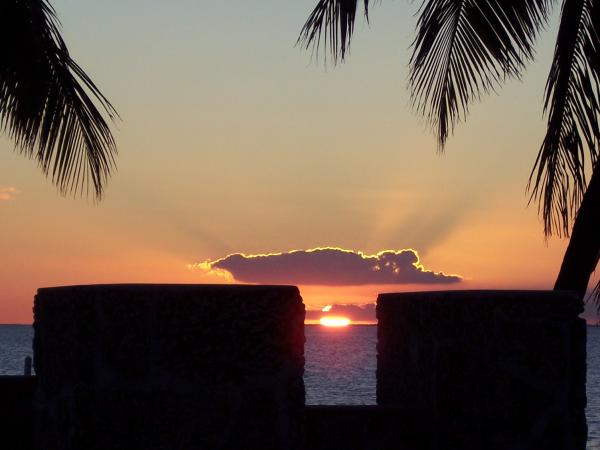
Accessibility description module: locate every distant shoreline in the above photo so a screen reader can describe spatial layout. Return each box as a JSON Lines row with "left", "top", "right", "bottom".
{"left": 2, "top": 323, "right": 599, "bottom": 327}
{"left": 304, "top": 323, "right": 376, "bottom": 326}
{"left": 0, "top": 322, "right": 379, "bottom": 327}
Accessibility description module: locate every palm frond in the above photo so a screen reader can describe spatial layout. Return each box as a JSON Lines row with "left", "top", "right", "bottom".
{"left": 0, "top": 0, "right": 118, "bottom": 199}
{"left": 298, "top": 0, "right": 372, "bottom": 63}
{"left": 409, "top": 0, "right": 552, "bottom": 149}
{"left": 529, "top": 0, "right": 600, "bottom": 236}
{"left": 592, "top": 278, "right": 600, "bottom": 310}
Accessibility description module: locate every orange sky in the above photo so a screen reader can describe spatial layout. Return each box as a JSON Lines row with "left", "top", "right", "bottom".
{"left": 1, "top": 1, "right": 598, "bottom": 323}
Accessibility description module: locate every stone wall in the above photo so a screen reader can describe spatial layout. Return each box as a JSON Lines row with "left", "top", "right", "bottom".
{"left": 300, "top": 406, "right": 427, "bottom": 450}
{"left": 29, "top": 286, "right": 589, "bottom": 449}
{"left": 33, "top": 284, "right": 305, "bottom": 450}
{"left": 0, "top": 382, "right": 428, "bottom": 450}
{"left": 377, "top": 290, "right": 587, "bottom": 450}
{"left": 0, "top": 376, "right": 36, "bottom": 450}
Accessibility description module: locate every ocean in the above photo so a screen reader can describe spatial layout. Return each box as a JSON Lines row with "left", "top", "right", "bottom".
{"left": 1, "top": 324, "right": 599, "bottom": 448}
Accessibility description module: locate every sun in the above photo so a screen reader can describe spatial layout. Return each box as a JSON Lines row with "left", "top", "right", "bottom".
{"left": 319, "top": 316, "right": 351, "bottom": 327}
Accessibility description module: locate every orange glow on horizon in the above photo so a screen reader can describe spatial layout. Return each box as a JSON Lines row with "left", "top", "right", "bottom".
{"left": 319, "top": 316, "right": 351, "bottom": 327}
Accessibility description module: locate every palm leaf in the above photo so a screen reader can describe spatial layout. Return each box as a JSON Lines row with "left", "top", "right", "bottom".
{"left": 409, "top": 0, "right": 552, "bottom": 149}
{"left": 0, "top": 0, "right": 118, "bottom": 199}
{"left": 529, "top": 0, "right": 600, "bottom": 237}
{"left": 298, "top": 0, "right": 371, "bottom": 63}
{"left": 592, "top": 279, "right": 600, "bottom": 306}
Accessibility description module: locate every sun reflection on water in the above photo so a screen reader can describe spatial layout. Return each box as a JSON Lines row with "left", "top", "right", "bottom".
{"left": 319, "top": 316, "right": 351, "bottom": 327}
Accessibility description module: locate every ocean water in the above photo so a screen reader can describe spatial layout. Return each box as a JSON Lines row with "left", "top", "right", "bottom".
{"left": 305, "top": 324, "right": 377, "bottom": 405}
{"left": 1, "top": 325, "right": 599, "bottom": 447}
{"left": 0, "top": 325, "right": 34, "bottom": 375}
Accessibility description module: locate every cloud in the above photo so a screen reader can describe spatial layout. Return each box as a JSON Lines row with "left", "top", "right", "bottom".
{"left": 192, "top": 247, "right": 462, "bottom": 286}
{"left": 306, "top": 303, "right": 376, "bottom": 322}
{"left": 0, "top": 186, "right": 19, "bottom": 202}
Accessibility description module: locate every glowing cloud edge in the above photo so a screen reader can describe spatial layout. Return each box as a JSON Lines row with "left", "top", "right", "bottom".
{"left": 189, "top": 246, "right": 463, "bottom": 286}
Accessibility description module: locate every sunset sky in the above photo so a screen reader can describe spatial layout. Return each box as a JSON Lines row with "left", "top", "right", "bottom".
{"left": 1, "top": 0, "right": 598, "bottom": 323}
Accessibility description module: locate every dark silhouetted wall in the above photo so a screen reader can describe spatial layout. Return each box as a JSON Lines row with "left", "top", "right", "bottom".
{"left": 377, "top": 290, "right": 587, "bottom": 450}
{"left": 33, "top": 285, "right": 305, "bottom": 450}
{"left": 0, "top": 376, "right": 35, "bottom": 450}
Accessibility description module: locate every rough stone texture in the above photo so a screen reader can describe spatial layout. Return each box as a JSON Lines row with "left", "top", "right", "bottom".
{"left": 377, "top": 290, "right": 587, "bottom": 450}
{"left": 33, "top": 284, "right": 305, "bottom": 450}
{"left": 300, "top": 406, "right": 428, "bottom": 450}
{"left": 0, "top": 376, "right": 36, "bottom": 450}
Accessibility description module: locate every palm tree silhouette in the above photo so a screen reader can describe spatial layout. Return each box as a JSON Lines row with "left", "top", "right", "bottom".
{"left": 0, "top": 0, "right": 117, "bottom": 199}
{"left": 299, "top": 0, "right": 600, "bottom": 301}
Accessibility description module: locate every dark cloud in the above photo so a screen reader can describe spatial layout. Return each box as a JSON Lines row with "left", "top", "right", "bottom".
{"left": 198, "top": 247, "right": 461, "bottom": 286}
{"left": 306, "top": 304, "right": 376, "bottom": 323}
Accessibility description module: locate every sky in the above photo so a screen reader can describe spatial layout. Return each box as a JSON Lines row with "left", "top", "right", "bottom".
{"left": 1, "top": 0, "right": 598, "bottom": 323}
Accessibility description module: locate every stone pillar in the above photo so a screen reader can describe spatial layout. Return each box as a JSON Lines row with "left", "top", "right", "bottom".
{"left": 377, "top": 290, "right": 586, "bottom": 450}
{"left": 34, "top": 284, "right": 305, "bottom": 450}
{"left": 0, "top": 376, "right": 36, "bottom": 450}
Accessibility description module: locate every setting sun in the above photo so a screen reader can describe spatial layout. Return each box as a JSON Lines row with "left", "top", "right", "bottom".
{"left": 319, "top": 316, "right": 351, "bottom": 327}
